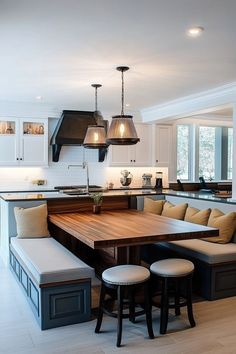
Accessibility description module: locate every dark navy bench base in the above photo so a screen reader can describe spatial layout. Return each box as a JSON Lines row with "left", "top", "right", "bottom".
{"left": 10, "top": 247, "right": 91, "bottom": 330}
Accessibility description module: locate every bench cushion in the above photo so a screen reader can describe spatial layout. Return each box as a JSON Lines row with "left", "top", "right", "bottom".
{"left": 11, "top": 237, "right": 97, "bottom": 285}
{"left": 159, "top": 239, "right": 236, "bottom": 264}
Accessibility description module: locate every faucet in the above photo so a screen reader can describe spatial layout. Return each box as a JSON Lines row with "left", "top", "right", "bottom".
{"left": 68, "top": 161, "right": 90, "bottom": 194}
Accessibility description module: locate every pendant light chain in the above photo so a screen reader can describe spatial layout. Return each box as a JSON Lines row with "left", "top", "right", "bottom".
{"left": 121, "top": 69, "right": 124, "bottom": 116}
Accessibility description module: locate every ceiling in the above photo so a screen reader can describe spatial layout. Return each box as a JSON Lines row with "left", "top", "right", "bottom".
{"left": 1, "top": 0, "right": 236, "bottom": 115}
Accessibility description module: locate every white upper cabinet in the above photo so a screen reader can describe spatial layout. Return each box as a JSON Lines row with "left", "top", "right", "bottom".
{"left": 0, "top": 118, "right": 48, "bottom": 166}
{"left": 109, "top": 123, "right": 152, "bottom": 166}
{"left": 155, "top": 125, "right": 172, "bottom": 167}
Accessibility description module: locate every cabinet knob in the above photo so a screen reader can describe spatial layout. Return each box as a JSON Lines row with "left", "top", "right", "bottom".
{"left": 156, "top": 159, "right": 158, "bottom": 163}
{"left": 16, "top": 158, "right": 19, "bottom": 161}
{"left": 130, "top": 160, "right": 133, "bottom": 162}
{"left": 20, "top": 158, "right": 23, "bottom": 161}
{"left": 134, "top": 160, "right": 136, "bottom": 163}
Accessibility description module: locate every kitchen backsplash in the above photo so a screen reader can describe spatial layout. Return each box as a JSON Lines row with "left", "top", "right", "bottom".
{"left": 105, "top": 167, "right": 168, "bottom": 189}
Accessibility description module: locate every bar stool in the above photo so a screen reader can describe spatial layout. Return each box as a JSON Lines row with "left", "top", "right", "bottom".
{"left": 150, "top": 258, "right": 196, "bottom": 334}
{"left": 95, "top": 264, "right": 154, "bottom": 347}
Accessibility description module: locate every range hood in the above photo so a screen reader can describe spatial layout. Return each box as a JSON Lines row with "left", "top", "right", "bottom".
{"left": 50, "top": 110, "right": 108, "bottom": 162}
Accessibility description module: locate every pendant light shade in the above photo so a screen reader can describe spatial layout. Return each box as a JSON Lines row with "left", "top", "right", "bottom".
{"left": 83, "top": 84, "right": 108, "bottom": 149}
{"left": 106, "top": 66, "right": 139, "bottom": 145}
{"left": 83, "top": 125, "right": 107, "bottom": 148}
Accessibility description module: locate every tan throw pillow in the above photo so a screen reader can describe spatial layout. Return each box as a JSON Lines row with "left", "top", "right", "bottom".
{"left": 143, "top": 198, "right": 165, "bottom": 215}
{"left": 161, "top": 201, "right": 188, "bottom": 220}
{"left": 184, "top": 207, "right": 211, "bottom": 226}
{"left": 204, "top": 208, "right": 236, "bottom": 244}
{"left": 14, "top": 204, "right": 50, "bottom": 239}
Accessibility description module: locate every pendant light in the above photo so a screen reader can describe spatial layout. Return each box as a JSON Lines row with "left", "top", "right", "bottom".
{"left": 106, "top": 66, "right": 140, "bottom": 145}
{"left": 83, "top": 84, "right": 107, "bottom": 149}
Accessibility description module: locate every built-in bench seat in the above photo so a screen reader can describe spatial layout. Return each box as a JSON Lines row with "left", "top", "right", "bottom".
{"left": 141, "top": 198, "right": 236, "bottom": 300}
{"left": 159, "top": 239, "right": 236, "bottom": 264}
{"left": 10, "top": 237, "right": 98, "bottom": 330}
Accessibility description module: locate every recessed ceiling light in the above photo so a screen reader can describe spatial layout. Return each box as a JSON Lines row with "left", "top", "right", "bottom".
{"left": 35, "top": 95, "right": 42, "bottom": 100}
{"left": 187, "top": 26, "right": 204, "bottom": 37}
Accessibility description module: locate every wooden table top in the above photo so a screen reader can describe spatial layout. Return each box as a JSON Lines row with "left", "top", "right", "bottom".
{"left": 48, "top": 210, "right": 219, "bottom": 249}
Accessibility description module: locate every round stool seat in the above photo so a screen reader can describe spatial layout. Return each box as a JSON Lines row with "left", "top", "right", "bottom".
{"left": 150, "top": 258, "right": 194, "bottom": 277}
{"left": 102, "top": 265, "right": 150, "bottom": 285}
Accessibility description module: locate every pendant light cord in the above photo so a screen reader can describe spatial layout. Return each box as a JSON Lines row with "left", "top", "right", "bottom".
{"left": 121, "top": 69, "right": 124, "bottom": 116}
{"left": 95, "top": 86, "right": 98, "bottom": 111}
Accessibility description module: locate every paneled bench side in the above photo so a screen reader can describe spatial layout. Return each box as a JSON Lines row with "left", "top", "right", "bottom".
{"left": 10, "top": 240, "right": 92, "bottom": 330}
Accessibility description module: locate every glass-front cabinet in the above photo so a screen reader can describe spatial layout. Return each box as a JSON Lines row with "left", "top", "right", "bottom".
{"left": 0, "top": 118, "right": 48, "bottom": 166}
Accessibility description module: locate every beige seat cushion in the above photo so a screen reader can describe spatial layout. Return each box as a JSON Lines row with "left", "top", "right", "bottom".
{"left": 159, "top": 239, "right": 236, "bottom": 264}
{"left": 161, "top": 201, "right": 188, "bottom": 220}
{"left": 14, "top": 204, "right": 50, "bottom": 239}
{"left": 143, "top": 198, "right": 165, "bottom": 215}
{"left": 102, "top": 265, "right": 150, "bottom": 285}
{"left": 11, "top": 237, "right": 98, "bottom": 285}
{"left": 150, "top": 258, "right": 194, "bottom": 277}
{"left": 204, "top": 209, "right": 236, "bottom": 244}
{"left": 184, "top": 207, "right": 211, "bottom": 226}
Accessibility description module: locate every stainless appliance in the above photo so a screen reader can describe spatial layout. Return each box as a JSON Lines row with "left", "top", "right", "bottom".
{"left": 120, "top": 170, "right": 133, "bottom": 187}
{"left": 155, "top": 171, "right": 163, "bottom": 189}
{"left": 142, "top": 173, "right": 152, "bottom": 188}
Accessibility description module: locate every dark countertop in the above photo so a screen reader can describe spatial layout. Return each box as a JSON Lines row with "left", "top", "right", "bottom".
{"left": 0, "top": 188, "right": 236, "bottom": 204}
{"left": 161, "top": 190, "right": 235, "bottom": 204}
{"left": 0, "top": 189, "right": 159, "bottom": 201}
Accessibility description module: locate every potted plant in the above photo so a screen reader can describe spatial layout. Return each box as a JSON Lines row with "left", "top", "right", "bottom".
{"left": 90, "top": 192, "right": 103, "bottom": 214}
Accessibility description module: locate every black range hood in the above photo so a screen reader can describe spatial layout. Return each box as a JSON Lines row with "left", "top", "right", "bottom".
{"left": 50, "top": 110, "right": 108, "bottom": 162}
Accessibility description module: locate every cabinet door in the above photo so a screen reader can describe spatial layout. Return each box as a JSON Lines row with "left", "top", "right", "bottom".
{"left": 155, "top": 125, "right": 172, "bottom": 167}
{"left": 0, "top": 120, "right": 19, "bottom": 166}
{"left": 20, "top": 119, "right": 48, "bottom": 166}
{"left": 109, "top": 145, "right": 131, "bottom": 166}
{"left": 133, "top": 124, "right": 152, "bottom": 166}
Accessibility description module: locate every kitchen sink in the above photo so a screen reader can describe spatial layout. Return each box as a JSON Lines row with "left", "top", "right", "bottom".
{"left": 55, "top": 185, "right": 104, "bottom": 195}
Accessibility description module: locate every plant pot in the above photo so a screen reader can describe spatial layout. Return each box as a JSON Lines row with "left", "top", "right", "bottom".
{"left": 93, "top": 205, "right": 101, "bottom": 214}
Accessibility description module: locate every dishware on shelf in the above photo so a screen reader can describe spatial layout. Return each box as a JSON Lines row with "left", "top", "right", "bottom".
{"left": 120, "top": 170, "right": 133, "bottom": 187}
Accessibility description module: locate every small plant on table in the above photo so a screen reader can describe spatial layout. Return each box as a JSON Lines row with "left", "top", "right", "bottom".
{"left": 90, "top": 192, "right": 103, "bottom": 214}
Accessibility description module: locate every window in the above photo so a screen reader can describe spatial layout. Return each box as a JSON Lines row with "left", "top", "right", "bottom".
{"left": 177, "top": 125, "right": 190, "bottom": 180}
{"left": 176, "top": 124, "right": 233, "bottom": 181}
{"left": 199, "top": 126, "right": 216, "bottom": 180}
{"left": 228, "top": 128, "right": 233, "bottom": 179}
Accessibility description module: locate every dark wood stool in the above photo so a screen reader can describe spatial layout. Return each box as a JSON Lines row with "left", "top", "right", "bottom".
{"left": 95, "top": 264, "right": 154, "bottom": 347}
{"left": 150, "top": 258, "right": 196, "bottom": 335}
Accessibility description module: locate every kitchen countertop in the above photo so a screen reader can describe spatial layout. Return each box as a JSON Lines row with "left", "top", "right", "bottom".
{"left": 0, "top": 189, "right": 159, "bottom": 201}
{"left": 0, "top": 188, "right": 236, "bottom": 204}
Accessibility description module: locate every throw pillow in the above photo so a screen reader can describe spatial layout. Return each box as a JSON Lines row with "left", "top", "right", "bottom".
{"left": 184, "top": 207, "right": 211, "bottom": 226}
{"left": 14, "top": 204, "right": 50, "bottom": 239}
{"left": 204, "top": 208, "right": 236, "bottom": 244}
{"left": 161, "top": 201, "right": 188, "bottom": 220}
{"left": 143, "top": 198, "right": 165, "bottom": 215}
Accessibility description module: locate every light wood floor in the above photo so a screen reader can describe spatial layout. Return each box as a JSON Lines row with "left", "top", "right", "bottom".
{"left": 1, "top": 261, "right": 236, "bottom": 354}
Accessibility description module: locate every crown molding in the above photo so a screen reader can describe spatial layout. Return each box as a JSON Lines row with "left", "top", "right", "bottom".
{"left": 141, "top": 82, "right": 236, "bottom": 123}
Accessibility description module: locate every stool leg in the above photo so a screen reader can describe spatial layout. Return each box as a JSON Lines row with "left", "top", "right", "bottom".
{"left": 117, "top": 285, "right": 124, "bottom": 347}
{"left": 129, "top": 287, "right": 136, "bottom": 323}
{"left": 174, "top": 279, "right": 181, "bottom": 316}
{"left": 144, "top": 282, "right": 154, "bottom": 339}
{"left": 95, "top": 283, "right": 106, "bottom": 333}
{"left": 160, "top": 278, "right": 169, "bottom": 335}
{"left": 186, "top": 276, "right": 196, "bottom": 328}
